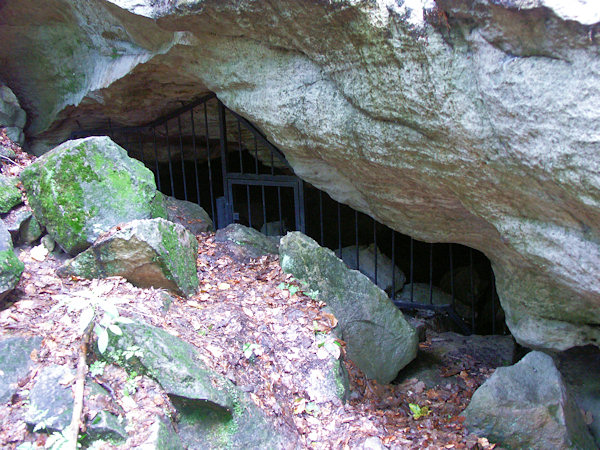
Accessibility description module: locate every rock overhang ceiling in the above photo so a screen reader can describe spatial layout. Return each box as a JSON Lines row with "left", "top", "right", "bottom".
{"left": 1, "top": 0, "right": 599, "bottom": 351}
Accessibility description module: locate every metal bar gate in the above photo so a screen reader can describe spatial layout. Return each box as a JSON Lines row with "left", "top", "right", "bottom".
{"left": 70, "top": 94, "right": 505, "bottom": 336}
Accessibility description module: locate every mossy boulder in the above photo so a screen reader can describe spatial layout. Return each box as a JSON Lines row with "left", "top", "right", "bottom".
{"left": 464, "top": 351, "right": 596, "bottom": 450}
{"left": 0, "top": 174, "right": 22, "bottom": 214}
{"left": 101, "top": 320, "right": 296, "bottom": 449}
{"left": 20, "top": 136, "right": 167, "bottom": 255}
{"left": 58, "top": 218, "right": 198, "bottom": 297}
{"left": 165, "top": 195, "right": 213, "bottom": 234}
{"left": 0, "top": 220, "right": 24, "bottom": 302}
{"left": 280, "top": 232, "right": 418, "bottom": 384}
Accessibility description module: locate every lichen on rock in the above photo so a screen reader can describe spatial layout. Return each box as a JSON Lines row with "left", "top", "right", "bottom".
{"left": 20, "top": 136, "right": 167, "bottom": 256}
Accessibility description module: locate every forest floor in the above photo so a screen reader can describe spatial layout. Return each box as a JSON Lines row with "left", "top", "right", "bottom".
{"left": 0, "top": 131, "right": 497, "bottom": 449}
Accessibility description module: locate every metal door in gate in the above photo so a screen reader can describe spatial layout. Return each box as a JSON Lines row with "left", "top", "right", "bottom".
{"left": 217, "top": 102, "right": 305, "bottom": 234}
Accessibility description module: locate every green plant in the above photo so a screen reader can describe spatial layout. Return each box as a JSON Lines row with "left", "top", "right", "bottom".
{"left": 409, "top": 403, "right": 431, "bottom": 420}
{"left": 123, "top": 371, "right": 138, "bottom": 397}
{"left": 52, "top": 288, "right": 133, "bottom": 353}
{"left": 242, "top": 343, "right": 262, "bottom": 361}
{"left": 277, "top": 282, "right": 299, "bottom": 296}
{"left": 89, "top": 361, "right": 106, "bottom": 377}
{"left": 45, "top": 430, "right": 72, "bottom": 449}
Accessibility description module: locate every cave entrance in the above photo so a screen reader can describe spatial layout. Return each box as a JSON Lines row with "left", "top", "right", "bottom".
{"left": 71, "top": 94, "right": 505, "bottom": 336}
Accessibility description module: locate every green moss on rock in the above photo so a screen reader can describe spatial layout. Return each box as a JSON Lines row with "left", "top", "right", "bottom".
{"left": 20, "top": 136, "right": 167, "bottom": 255}
{"left": 0, "top": 175, "right": 22, "bottom": 213}
{"left": 0, "top": 249, "right": 24, "bottom": 300}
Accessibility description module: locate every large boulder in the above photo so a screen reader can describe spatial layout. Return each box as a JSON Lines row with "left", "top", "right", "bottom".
{"left": 336, "top": 244, "right": 406, "bottom": 294}
{"left": 20, "top": 136, "right": 167, "bottom": 255}
{"left": 0, "top": 336, "right": 42, "bottom": 403}
{"left": 463, "top": 351, "right": 596, "bottom": 450}
{"left": 25, "top": 365, "right": 75, "bottom": 433}
{"left": 165, "top": 195, "right": 213, "bottom": 234}
{"left": 1, "top": 0, "right": 600, "bottom": 350}
{"left": 0, "top": 175, "right": 22, "bottom": 214}
{"left": 102, "top": 319, "right": 296, "bottom": 449}
{"left": 0, "top": 220, "right": 24, "bottom": 302}
{"left": 58, "top": 218, "right": 198, "bottom": 297}
{"left": 280, "top": 232, "right": 418, "bottom": 384}
{"left": 0, "top": 84, "right": 26, "bottom": 145}
{"left": 215, "top": 223, "right": 279, "bottom": 263}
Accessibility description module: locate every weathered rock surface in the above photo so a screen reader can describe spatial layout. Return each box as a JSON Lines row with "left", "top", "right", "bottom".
{"left": 556, "top": 346, "right": 600, "bottom": 447}
{"left": 86, "top": 410, "right": 128, "bottom": 443}
{"left": 20, "top": 136, "right": 167, "bottom": 255}
{"left": 215, "top": 223, "right": 279, "bottom": 263}
{"left": 165, "top": 195, "right": 213, "bottom": 234}
{"left": 0, "top": 84, "right": 26, "bottom": 145}
{"left": 3, "top": 205, "right": 43, "bottom": 246}
{"left": 58, "top": 218, "right": 198, "bottom": 297}
{"left": 139, "top": 416, "right": 183, "bottom": 450}
{"left": 102, "top": 319, "right": 296, "bottom": 449}
{"left": 25, "top": 365, "right": 75, "bottom": 433}
{"left": 0, "top": 336, "right": 42, "bottom": 404}
{"left": 0, "top": 220, "right": 24, "bottom": 302}
{"left": 397, "top": 283, "right": 473, "bottom": 321}
{"left": 280, "top": 232, "right": 418, "bottom": 384}
{"left": 336, "top": 244, "right": 406, "bottom": 294}
{"left": 463, "top": 351, "right": 596, "bottom": 450}
{"left": 0, "top": 175, "right": 21, "bottom": 214}
{"left": 1, "top": 0, "right": 600, "bottom": 351}
{"left": 398, "top": 331, "right": 515, "bottom": 388}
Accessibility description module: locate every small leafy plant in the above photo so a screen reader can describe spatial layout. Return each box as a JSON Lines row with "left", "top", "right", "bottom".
{"left": 277, "top": 282, "right": 300, "bottom": 296}
{"left": 89, "top": 361, "right": 106, "bottom": 377}
{"left": 409, "top": 403, "right": 431, "bottom": 420}
{"left": 242, "top": 343, "right": 262, "bottom": 361}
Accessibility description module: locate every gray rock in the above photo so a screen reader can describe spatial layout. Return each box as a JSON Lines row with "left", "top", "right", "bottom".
{"left": 0, "top": 174, "right": 22, "bottom": 214}
{"left": 260, "top": 220, "right": 288, "bottom": 237}
{"left": 20, "top": 136, "right": 167, "bottom": 255}
{"left": 1, "top": 204, "right": 42, "bottom": 245}
{"left": 336, "top": 243, "right": 406, "bottom": 294}
{"left": 439, "top": 266, "right": 488, "bottom": 306}
{"left": 0, "top": 336, "right": 42, "bottom": 403}
{"left": 25, "top": 365, "right": 74, "bottom": 433}
{"left": 398, "top": 331, "right": 515, "bottom": 389}
{"left": 58, "top": 218, "right": 198, "bottom": 297}
{"left": 86, "top": 410, "right": 127, "bottom": 443}
{"left": 464, "top": 351, "right": 596, "bottom": 450}
{"left": 0, "top": 220, "right": 24, "bottom": 302}
{"left": 41, "top": 234, "right": 55, "bottom": 252}
{"left": 556, "top": 346, "right": 600, "bottom": 447}
{"left": 280, "top": 232, "right": 417, "bottom": 384}
{"left": 215, "top": 223, "right": 279, "bottom": 263}
{"left": 138, "top": 416, "right": 183, "bottom": 450}
{"left": 397, "top": 283, "right": 473, "bottom": 322}
{"left": 165, "top": 195, "right": 213, "bottom": 234}
{"left": 0, "top": 84, "right": 26, "bottom": 145}
{"left": 102, "top": 319, "right": 296, "bottom": 449}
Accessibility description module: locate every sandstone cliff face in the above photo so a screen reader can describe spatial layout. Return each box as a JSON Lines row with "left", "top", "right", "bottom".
{"left": 1, "top": 0, "right": 599, "bottom": 351}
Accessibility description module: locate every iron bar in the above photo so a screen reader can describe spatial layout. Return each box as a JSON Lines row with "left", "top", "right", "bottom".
{"left": 338, "top": 203, "right": 342, "bottom": 257}
{"left": 469, "top": 248, "right": 475, "bottom": 332}
{"left": 218, "top": 100, "right": 229, "bottom": 227}
{"left": 373, "top": 218, "right": 377, "bottom": 286}
{"left": 190, "top": 108, "right": 201, "bottom": 206}
{"left": 429, "top": 243, "right": 433, "bottom": 305}
{"left": 319, "top": 191, "right": 324, "bottom": 246}
{"left": 449, "top": 243, "right": 455, "bottom": 308}
{"left": 277, "top": 186, "right": 283, "bottom": 234}
{"left": 410, "top": 237, "right": 414, "bottom": 302}
{"left": 152, "top": 127, "right": 161, "bottom": 191}
{"left": 204, "top": 102, "right": 216, "bottom": 223}
{"left": 165, "top": 121, "right": 175, "bottom": 196}
{"left": 177, "top": 115, "right": 188, "bottom": 201}
{"left": 391, "top": 230, "right": 396, "bottom": 300}
{"left": 355, "top": 210, "right": 359, "bottom": 271}
{"left": 138, "top": 131, "right": 145, "bottom": 166}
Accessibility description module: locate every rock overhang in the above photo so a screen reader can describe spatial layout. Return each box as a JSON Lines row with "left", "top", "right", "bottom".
{"left": 1, "top": 0, "right": 599, "bottom": 351}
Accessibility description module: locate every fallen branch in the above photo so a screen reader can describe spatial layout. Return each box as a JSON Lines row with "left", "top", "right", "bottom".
{"left": 65, "top": 323, "right": 93, "bottom": 449}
